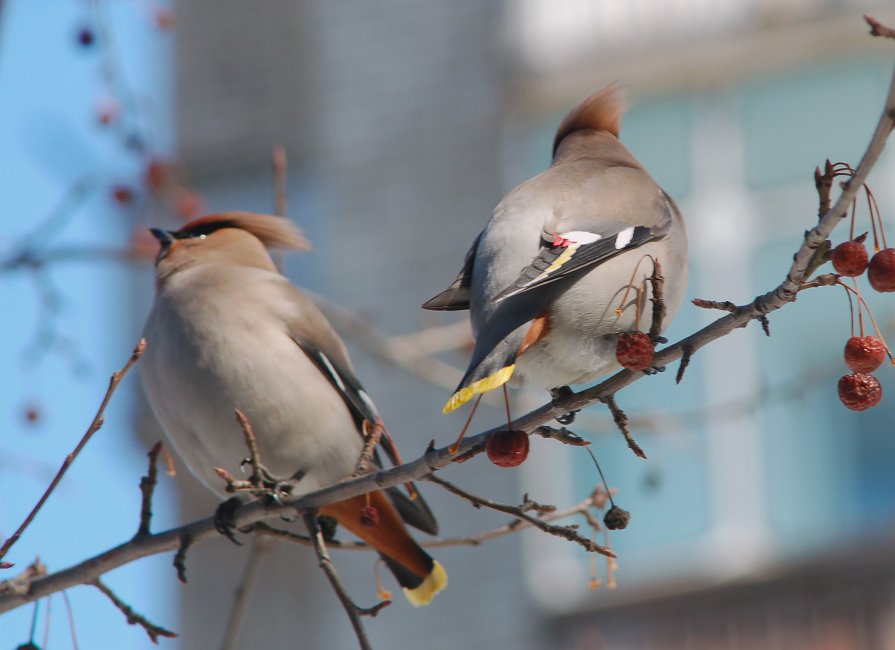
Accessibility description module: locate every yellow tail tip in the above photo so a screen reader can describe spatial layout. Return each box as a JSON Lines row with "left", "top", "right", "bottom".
{"left": 443, "top": 365, "right": 516, "bottom": 413}
{"left": 404, "top": 561, "right": 448, "bottom": 607}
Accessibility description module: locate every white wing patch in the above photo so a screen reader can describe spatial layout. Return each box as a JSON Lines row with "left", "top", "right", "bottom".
{"left": 357, "top": 388, "right": 380, "bottom": 419}
{"left": 559, "top": 230, "right": 602, "bottom": 245}
{"left": 317, "top": 352, "right": 347, "bottom": 393}
{"left": 615, "top": 227, "right": 635, "bottom": 249}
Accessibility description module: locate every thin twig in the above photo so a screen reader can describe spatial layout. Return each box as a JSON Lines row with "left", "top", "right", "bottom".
{"left": 0, "top": 339, "right": 146, "bottom": 562}
{"left": 866, "top": 14, "right": 895, "bottom": 39}
{"left": 532, "top": 426, "right": 591, "bottom": 446}
{"left": 0, "top": 558, "right": 47, "bottom": 596}
{"left": 602, "top": 395, "right": 645, "bottom": 459}
{"left": 301, "top": 511, "right": 389, "bottom": 650}
{"left": 648, "top": 258, "right": 666, "bottom": 343}
{"left": 62, "top": 590, "right": 80, "bottom": 650}
{"left": 426, "top": 475, "right": 615, "bottom": 558}
{"left": 92, "top": 578, "right": 176, "bottom": 643}
{"left": 137, "top": 442, "right": 163, "bottom": 538}
{"left": 173, "top": 534, "right": 192, "bottom": 584}
{"left": 234, "top": 408, "right": 264, "bottom": 490}
{"left": 354, "top": 420, "right": 385, "bottom": 476}
{"left": 220, "top": 536, "right": 270, "bottom": 650}
{"left": 272, "top": 145, "right": 288, "bottom": 218}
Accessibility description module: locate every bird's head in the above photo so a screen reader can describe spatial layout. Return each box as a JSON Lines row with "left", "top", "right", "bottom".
{"left": 150, "top": 211, "right": 310, "bottom": 280}
{"left": 552, "top": 84, "right": 628, "bottom": 159}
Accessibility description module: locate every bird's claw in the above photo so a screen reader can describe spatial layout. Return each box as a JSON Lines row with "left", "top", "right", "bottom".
{"left": 550, "top": 386, "right": 579, "bottom": 425}
{"left": 214, "top": 496, "right": 247, "bottom": 545}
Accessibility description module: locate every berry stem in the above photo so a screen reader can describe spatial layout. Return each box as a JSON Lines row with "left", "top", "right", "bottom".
{"left": 864, "top": 184, "right": 888, "bottom": 251}
{"left": 836, "top": 279, "right": 895, "bottom": 362}
{"left": 502, "top": 384, "right": 513, "bottom": 432}
{"left": 842, "top": 283, "right": 856, "bottom": 338}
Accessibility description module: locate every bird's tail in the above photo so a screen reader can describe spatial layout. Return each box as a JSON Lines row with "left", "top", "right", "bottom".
{"left": 442, "top": 335, "right": 521, "bottom": 413}
{"left": 320, "top": 491, "right": 447, "bottom": 606}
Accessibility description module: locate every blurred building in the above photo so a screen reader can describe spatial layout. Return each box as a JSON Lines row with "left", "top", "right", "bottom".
{"left": 160, "top": 1, "right": 895, "bottom": 648}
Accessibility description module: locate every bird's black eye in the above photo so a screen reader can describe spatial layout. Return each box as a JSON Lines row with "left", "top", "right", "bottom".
{"left": 174, "top": 220, "right": 236, "bottom": 240}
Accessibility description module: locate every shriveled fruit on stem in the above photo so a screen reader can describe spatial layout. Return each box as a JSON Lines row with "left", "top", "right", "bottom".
{"left": 838, "top": 373, "right": 882, "bottom": 411}
{"left": 603, "top": 505, "right": 631, "bottom": 530}
{"left": 831, "top": 239, "right": 869, "bottom": 277}
{"left": 868, "top": 248, "right": 895, "bottom": 292}
{"left": 844, "top": 336, "right": 887, "bottom": 373}
{"left": 615, "top": 331, "right": 655, "bottom": 371}
{"left": 359, "top": 505, "right": 380, "bottom": 528}
{"left": 486, "top": 429, "right": 529, "bottom": 468}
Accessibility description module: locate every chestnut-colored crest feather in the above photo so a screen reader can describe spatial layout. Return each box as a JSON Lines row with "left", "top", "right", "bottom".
{"left": 178, "top": 211, "right": 311, "bottom": 251}
{"left": 552, "top": 84, "right": 627, "bottom": 156}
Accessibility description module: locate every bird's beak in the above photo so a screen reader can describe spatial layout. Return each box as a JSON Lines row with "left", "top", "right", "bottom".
{"left": 149, "top": 228, "right": 176, "bottom": 245}
{"left": 149, "top": 228, "right": 176, "bottom": 263}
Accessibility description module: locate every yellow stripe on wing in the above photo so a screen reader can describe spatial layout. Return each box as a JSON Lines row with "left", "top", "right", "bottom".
{"left": 526, "top": 243, "right": 580, "bottom": 287}
{"left": 443, "top": 365, "right": 516, "bottom": 413}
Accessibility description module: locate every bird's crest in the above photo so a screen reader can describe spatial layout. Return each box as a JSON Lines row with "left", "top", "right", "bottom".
{"left": 176, "top": 212, "right": 311, "bottom": 251}
{"left": 552, "top": 84, "right": 627, "bottom": 156}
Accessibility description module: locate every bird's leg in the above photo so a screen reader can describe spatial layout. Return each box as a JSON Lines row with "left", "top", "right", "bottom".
{"left": 448, "top": 393, "right": 483, "bottom": 454}
{"left": 551, "top": 386, "right": 579, "bottom": 425}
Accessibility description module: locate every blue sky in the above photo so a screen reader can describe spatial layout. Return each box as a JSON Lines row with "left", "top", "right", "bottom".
{"left": 1, "top": 3, "right": 180, "bottom": 647}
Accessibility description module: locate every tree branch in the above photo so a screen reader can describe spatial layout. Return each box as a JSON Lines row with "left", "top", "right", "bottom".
{"left": 3, "top": 23, "right": 894, "bottom": 623}
{"left": 0, "top": 339, "right": 146, "bottom": 563}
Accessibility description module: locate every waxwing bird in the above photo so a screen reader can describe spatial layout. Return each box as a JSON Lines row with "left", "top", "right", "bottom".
{"left": 424, "top": 86, "right": 688, "bottom": 414}
{"left": 141, "top": 211, "right": 446, "bottom": 605}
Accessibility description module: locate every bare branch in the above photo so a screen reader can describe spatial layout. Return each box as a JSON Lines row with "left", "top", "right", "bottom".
{"left": 137, "top": 442, "right": 163, "bottom": 538}
{"left": 0, "top": 339, "right": 146, "bottom": 562}
{"left": 602, "top": 395, "right": 645, "bottom": 459}
{"left": 220, "top": 537, "right": 271, "bottom": 650}
{"left": 301, "top": 511, "right": 389, "bottom": 650}
{"left": 427, "top": 475, "right": 615, "bottom": 558}
{"left": 92, "top": 578, "right": 176, "bottom": 644}
{"left": 865, "top": 15, "right": 895, "bottom": 40}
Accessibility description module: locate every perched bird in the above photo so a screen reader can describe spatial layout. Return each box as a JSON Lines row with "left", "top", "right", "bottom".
{"left": 141, "top": 212, "right": 446, "bottom": 605}
{"left": 424, "top": 86, "right": 688, "bottom": 413}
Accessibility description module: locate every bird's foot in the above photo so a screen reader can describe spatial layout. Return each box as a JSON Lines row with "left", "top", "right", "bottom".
{"left": 550, "top": 386, "right": 580, "bottom": 425}
{"left": 643, "top": 365, "right": 666, "bottom": 376}
{"left": 317, "top": 515, "right": 339, "bottom": 543}
{"left": 214, "top": 496, "right": 247, "bottom": 545}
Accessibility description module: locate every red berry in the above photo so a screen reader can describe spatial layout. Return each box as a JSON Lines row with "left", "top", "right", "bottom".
{"left": 23, "top": 405, "right": 40, "bottom": 424}
{"left": 831, "top": 239, "right": 869, "bottom": 277}
{"left": 111, "top": 185, "right": 135, "bottom": 205}
{"left": 615, "top": 331, "right": 655, "bottom": 371}
{"left": 154, "top": 8, "right": 175, "bottom": 30}
{"left": 96, "top": 97, "right": 120, "bottom": 126}
{"left": 174, "top": 189, "right": 204, "bottom": 219}
{"left": 486, "top": 429, "right": 529, "bottom": 468}
{"left": 359, "top": 505, "right": 379, "bottom": 528}
{"left": 868, "top": 248, "right": 895, "bottom": 292}
{"left": 838, "top": 373, "right": 882, "bottom": 411}
{"left": 844, "top": 336, "right": 887, "bottom": 373}
{"left": 144, "top": 159, "right": 172, "bottom": 193}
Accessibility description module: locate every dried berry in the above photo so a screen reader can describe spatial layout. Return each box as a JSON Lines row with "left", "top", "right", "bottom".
{"left": 111, "top": 185, "right": 135, "bottom": 205}
{"left": 831, "top": 239, "right": 869, "bottom": 277}
{"left": 868, "top": 248, "right": 895, "bottom": 292}
{"left": 615, "top": 331, "right": 655, "bottom": 371}
{"left": 838, "top": 373, "right": 882, "bottom": 411}
{"left": 77, "top": 27, "right": 95, "bottom": 47}
{"left": 603, "top": 505, "right": 631, "bottom": 531}
{"left": 844, "top": 336, "right": 887, "bottom": 373}
{"left": 486, "top": 429, "right": 529, "bottom": 468}
{"left": 359, "top": 505, "right": 379, "bottom": 528}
